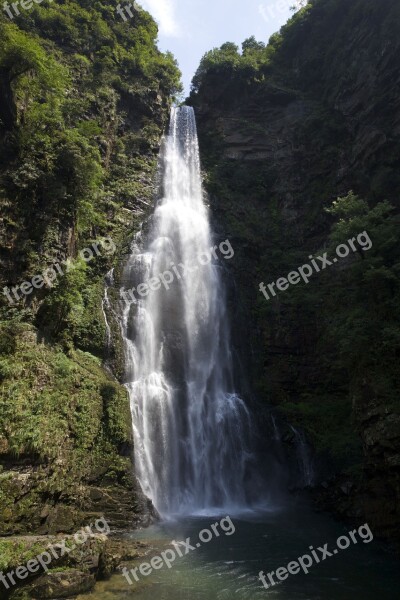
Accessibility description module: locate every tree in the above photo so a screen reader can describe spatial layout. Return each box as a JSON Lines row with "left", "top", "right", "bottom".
{"left": 242, "top": 37, "right": 265, "bottom": 55}
{"left": 191, "top": 43, "right": 240, "bottom": 92}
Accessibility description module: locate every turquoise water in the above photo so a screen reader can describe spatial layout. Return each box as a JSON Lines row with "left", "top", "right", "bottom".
{"left": 78, "top": 499, "right": 399, "bottom": 600}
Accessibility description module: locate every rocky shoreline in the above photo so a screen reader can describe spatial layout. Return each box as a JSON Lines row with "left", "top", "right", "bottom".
{"left": 0, "top": 532, "right": 152, "bottom": 600}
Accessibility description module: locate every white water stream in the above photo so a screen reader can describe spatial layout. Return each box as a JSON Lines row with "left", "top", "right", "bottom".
{"left": 120, "top": 107, "right": 252, "bottom": 516}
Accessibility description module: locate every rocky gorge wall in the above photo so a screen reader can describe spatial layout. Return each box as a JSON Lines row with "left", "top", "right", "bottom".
{"left": 0, "top": 1, "right": 180, "bottom": 595}
{"left": 189, "top": 0, "right": 400, "bottom": 545}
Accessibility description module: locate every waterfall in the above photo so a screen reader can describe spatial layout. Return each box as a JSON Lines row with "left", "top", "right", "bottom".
{"left": 120, "top": 106, "right": 253, "bottom": 517}
{"left": 102, "top": 268, "right": 114, "bottom": 352}
{"left": 290, "top": 426, "right": 314, "bottom": 488}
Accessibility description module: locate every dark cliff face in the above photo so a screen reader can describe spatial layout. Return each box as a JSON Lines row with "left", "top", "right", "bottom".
{"left": 190, "top": 0, "right": 400, "bottom": 543}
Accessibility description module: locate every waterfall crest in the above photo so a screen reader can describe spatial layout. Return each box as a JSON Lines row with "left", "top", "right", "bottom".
{"left": 120, "top": 106, "right": 252, "bottom": 516}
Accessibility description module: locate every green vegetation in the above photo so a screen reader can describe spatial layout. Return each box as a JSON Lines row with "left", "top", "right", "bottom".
{"left": 190, "top": 2, "right": 314, "bottom": 94}
{"left": 0, "top": 1, "right": 181, "bottom": 344}
{"left": 191, "top": 37, "right": 277, "bottom": 94}
{"left": 323, "top": 194, "right": 400, "bottom": 403}
{"left": 200, "top": 155, "right": 400, "bottom": 471}
{"left": 278, "top": 192, "right": 400, "bottom": 467}
{"left": 0, "top": 0, "right": 181, "bottom": 554}
{"left": 0, "top": 320, "right": 132, "bottom": 533}
{"left": 0, "top": 538, "right": 49, "bottom": 572}
{"left": 0, "top": 321, "right": 129, "bottom": 459}
{"left": 191, "top": 0, "right": 400, "bottom": 101}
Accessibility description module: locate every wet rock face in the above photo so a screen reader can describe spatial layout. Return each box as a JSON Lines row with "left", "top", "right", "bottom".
{"left": 0, "top": 457, "right": 157, "bottom": 537}
{"left": 190, "top": 0, "right": 400, "bottom": 542}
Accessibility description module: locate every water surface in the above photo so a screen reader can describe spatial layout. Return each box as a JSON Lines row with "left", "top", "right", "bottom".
{"left": 78, "top": 500, "right": 399, "bottom": 599}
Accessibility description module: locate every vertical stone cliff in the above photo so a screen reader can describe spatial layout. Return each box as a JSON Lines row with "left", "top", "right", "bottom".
{"left": 189, "top": 0, "right": 400, "bottom": 543}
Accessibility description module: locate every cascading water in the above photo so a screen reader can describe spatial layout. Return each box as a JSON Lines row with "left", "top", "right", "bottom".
{"left": 102, "top": 268, "right": 114, "bottom": 353}
{"left": 291, "top": 426, "right": 314, "bottom": 488}
{"left": 120, "top": 106, "right": 253, "bottom": 516}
